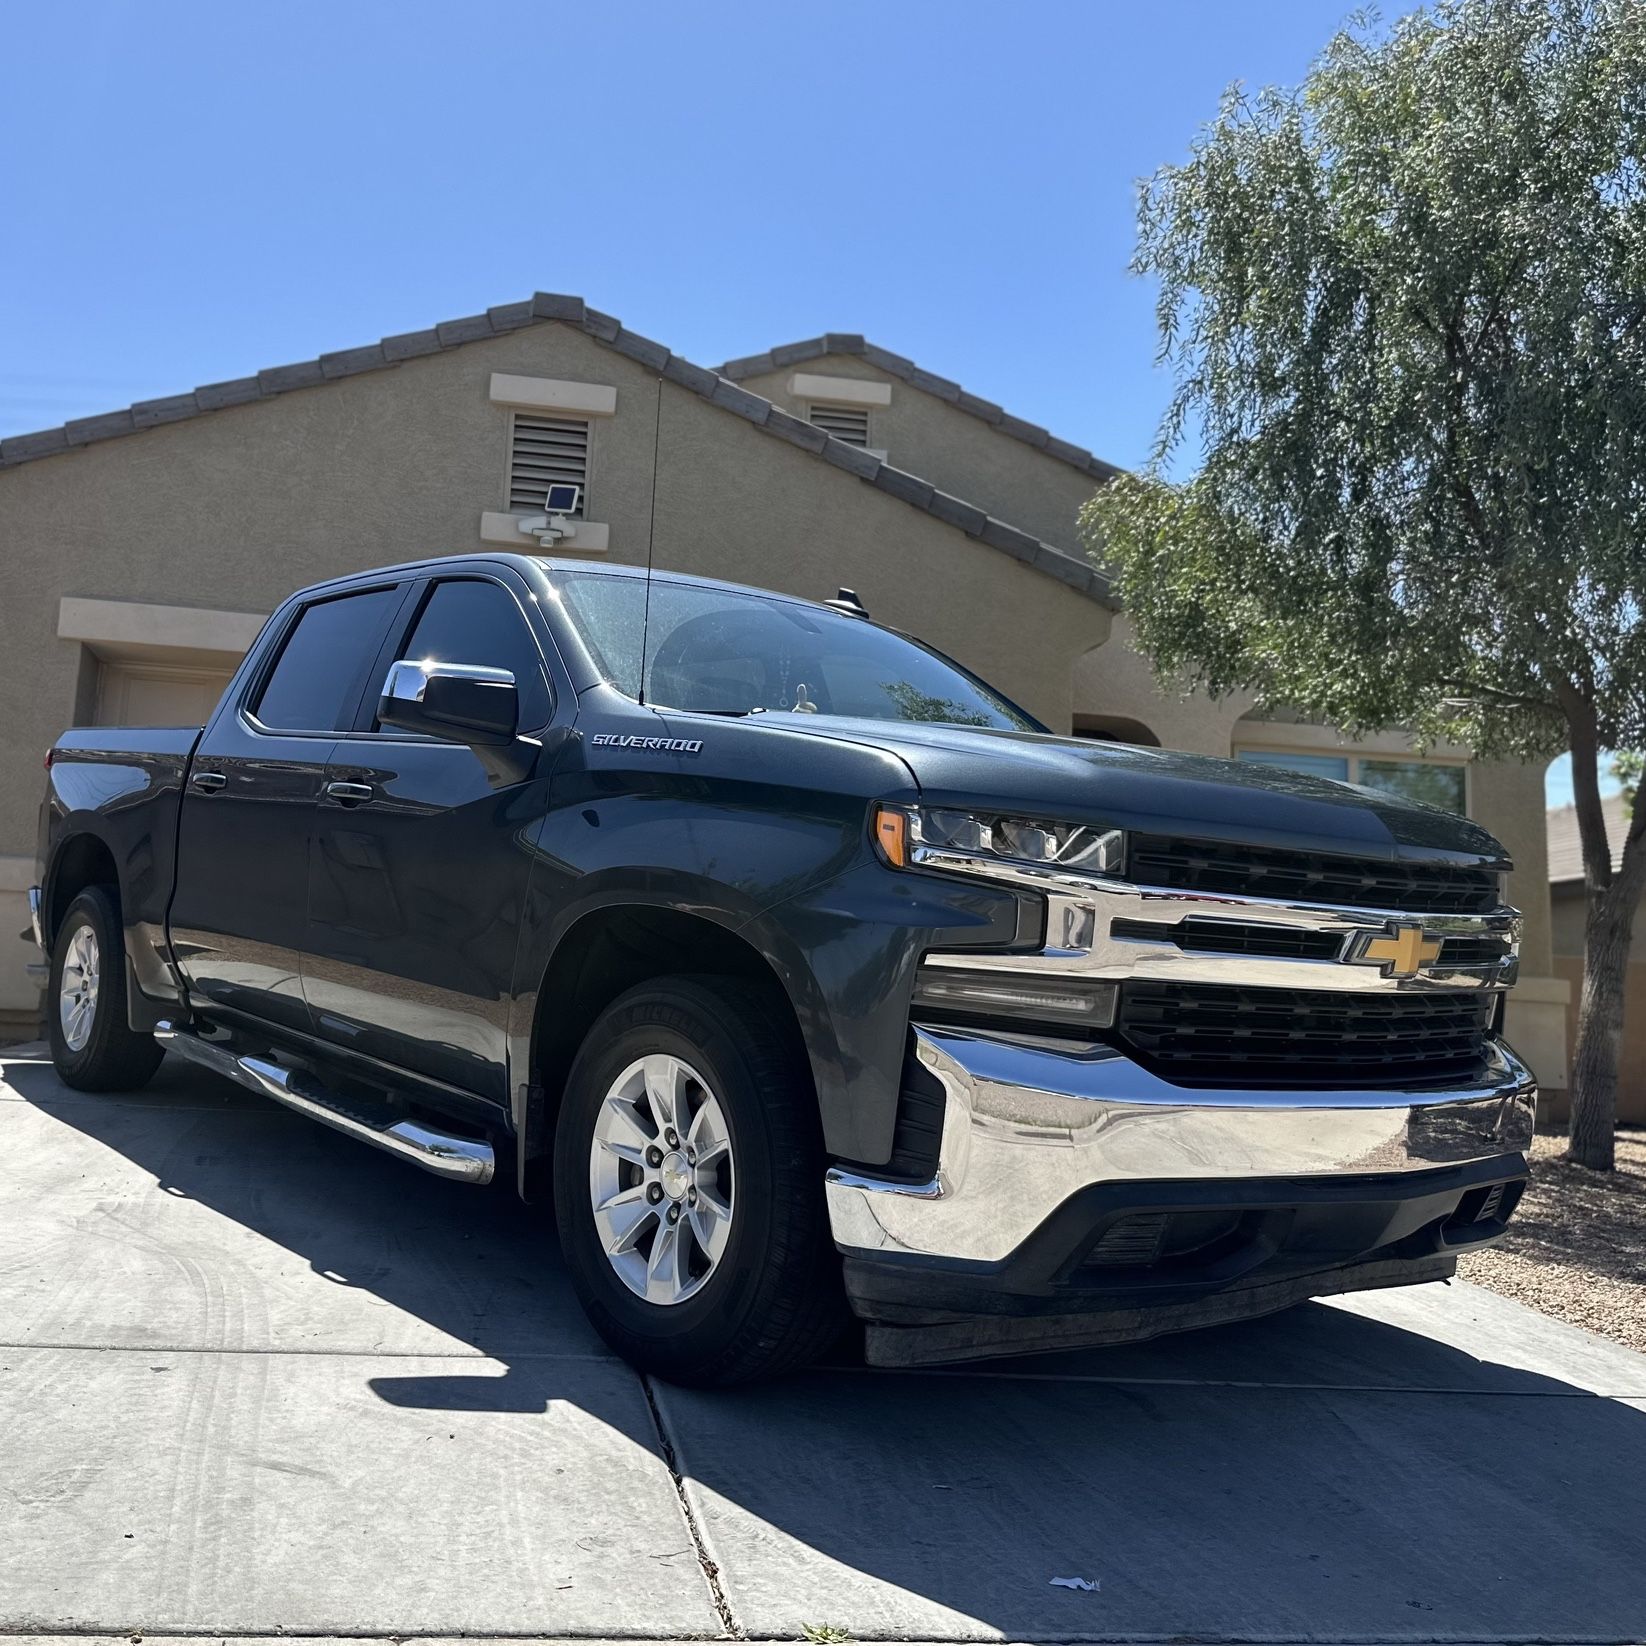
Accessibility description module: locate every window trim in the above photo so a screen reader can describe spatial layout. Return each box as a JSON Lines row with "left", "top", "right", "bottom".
{"left": 337, "top": 570, "right": 558, "bottom": 740}
{"left": 1235, "top": 744, "right": 1472, "bottom": 814}
{"left": 239, "top": 582, "right": 413, "bottom": 740}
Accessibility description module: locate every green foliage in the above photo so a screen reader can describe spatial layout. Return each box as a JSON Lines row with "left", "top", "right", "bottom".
{"left": 881, "top": 680, "right": 995, "bottom": 727}
{"left": 1082, "top": 0, "right": 1646, "bottom": 765}
{"left": 800, "top": 1626, "right": 853, "bottom": 1643}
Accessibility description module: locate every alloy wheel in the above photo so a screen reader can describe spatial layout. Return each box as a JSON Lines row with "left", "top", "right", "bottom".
{"left": 588, "top": 1053, "right": 735, "bottom": 1305}
{"left": 59, "top": 925, "right": 100, "bottom": 1052}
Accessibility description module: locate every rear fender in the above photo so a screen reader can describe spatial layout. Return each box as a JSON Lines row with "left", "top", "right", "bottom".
{"left": 42, "top": 737, "right": 196, "bottom": 1025}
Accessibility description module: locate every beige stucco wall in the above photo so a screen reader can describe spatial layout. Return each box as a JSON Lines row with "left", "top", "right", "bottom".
{"left": 1546, "top": 951, "right": 1646, "bottom": 1124}
{"left": 1074, "top": 615, "right": 1255, "bottom": 755}
{"left": 0, "top": 320, "right": 1115, "bottom": 1021}
{"left": 1467, "top": 760, "right": 1554, "bottom": 977}
{"left": 1468, "top": 759, "right": 1567, "bottom": 1087}
{"left": 736, "top": 353, "right": 1104, "bottom": 554}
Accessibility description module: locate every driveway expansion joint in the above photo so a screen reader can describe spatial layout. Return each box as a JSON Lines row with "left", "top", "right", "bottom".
{"left": 641, "top": 1371, "right": 744, "bottom": 1641}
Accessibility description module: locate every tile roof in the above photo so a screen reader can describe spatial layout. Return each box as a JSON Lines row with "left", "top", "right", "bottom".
{"left": 0, "top": 294, "right": 1115, "bottom": 608}
{"left": 719, "top": 334, "right": 1124, "bottom": 483}
{"left": 1547, "top": 791, "right": 1630, "bottom": 884}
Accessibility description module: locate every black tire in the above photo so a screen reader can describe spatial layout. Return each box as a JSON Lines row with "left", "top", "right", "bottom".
{"left": 553, "top": 975, "right": 847, "bottom": 1385}
{"left": 46, "top": 886, "right": 165, "bottom": 1092}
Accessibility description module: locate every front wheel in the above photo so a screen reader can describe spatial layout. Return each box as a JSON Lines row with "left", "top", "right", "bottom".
{"left": 47, "top": 886, "right": 164, "bottom": 1092}
{"left": 553, "top": 975, "right": 846, "bottom": 1385}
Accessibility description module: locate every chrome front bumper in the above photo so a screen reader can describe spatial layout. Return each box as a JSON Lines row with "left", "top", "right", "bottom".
{"left": 825, "top": 1025, "right": 1537, "bottom": 1265}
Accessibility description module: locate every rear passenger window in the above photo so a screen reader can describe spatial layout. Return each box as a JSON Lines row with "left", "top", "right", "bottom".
{"left": 254, "top": 587, "right": 401, "bottom": 732}
{"left": 393, "top": 579, "right": 552, "bottom": 728}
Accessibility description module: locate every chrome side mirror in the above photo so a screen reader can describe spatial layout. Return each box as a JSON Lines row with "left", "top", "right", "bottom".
{"left": 378, "top": 660, "right": 519, "bottom": 747}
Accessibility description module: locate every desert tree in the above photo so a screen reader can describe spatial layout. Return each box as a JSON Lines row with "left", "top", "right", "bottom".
{"left": 1083, "top": 0, "right": 1646, "bottom": 1168}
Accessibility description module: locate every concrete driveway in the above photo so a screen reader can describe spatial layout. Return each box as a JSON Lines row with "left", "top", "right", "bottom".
{"left": 3, "top": 1043, "right": 1644, "bottom": 1644}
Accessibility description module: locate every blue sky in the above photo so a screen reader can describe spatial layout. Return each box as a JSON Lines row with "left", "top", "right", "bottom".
{"left": 0, "top": 0, "right": 1601, "bottom": 806}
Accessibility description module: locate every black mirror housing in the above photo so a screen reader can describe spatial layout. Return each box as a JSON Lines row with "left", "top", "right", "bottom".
{"left": 378, "top": 660, "right": 519, "bottom": 746}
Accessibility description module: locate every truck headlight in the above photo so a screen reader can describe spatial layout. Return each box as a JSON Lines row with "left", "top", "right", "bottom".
{"left": 873, "top": 803, "right": 1124, "bottom": 881}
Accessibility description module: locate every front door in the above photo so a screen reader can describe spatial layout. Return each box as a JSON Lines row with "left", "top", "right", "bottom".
{"left": 301, "top": 570, "right": 566, "bottom": 1105}
{"left": 170, "top": 582, "right": 409, "bottom": 1035}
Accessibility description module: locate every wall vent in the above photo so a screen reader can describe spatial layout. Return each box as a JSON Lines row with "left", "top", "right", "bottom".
{"left": 807, "top": 403, "right": 871, "bottom": 447}
{"left": 510, "top": 413, "right": 589, "bottom": 513}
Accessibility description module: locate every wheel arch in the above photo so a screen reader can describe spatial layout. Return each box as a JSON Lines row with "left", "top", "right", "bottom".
{"left": 43, "top": 830, "right": 122, "bottom": 946}
{"left": 515, "top": 901, "right": 822, "bottom": 1199}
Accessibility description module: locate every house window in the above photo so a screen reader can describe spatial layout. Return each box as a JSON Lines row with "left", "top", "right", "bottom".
{"left": 807, "top": 403, "right": 871, "bottom": 447}
{"left": 1237, "top": 748, "right": 1468, "bottom": 814}
{"left": 509, "top": 413, "right": 590, "bottom": 515}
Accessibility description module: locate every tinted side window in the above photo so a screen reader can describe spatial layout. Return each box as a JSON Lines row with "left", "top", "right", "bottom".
{"left": 395, "top": 579, "right": 551, "bottom": 727}
{"left": 254, "top": 587, "right": 401, "bottom": 732}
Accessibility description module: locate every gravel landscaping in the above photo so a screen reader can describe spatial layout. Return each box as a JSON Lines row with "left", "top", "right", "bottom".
{"left": 1460, "top": 1127, "right": 1646, "bottom": 1351}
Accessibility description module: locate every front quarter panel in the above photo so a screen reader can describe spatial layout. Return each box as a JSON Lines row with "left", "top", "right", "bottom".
{"left": 509, "top": 691, "right": 1025, "bottom": 1165}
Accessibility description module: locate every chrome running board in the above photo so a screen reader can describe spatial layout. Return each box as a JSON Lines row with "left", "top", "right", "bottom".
{"left": 154, "top": 1021, "right": 495, "bottom": 1185}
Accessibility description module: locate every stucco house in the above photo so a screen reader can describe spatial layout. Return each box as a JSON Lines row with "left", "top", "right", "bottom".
{"left": 0, "top": 292, "right": 1568, "bottom": 1088}
{"left": 1547, "top": 794, "right": 1643, "bottom": 1123}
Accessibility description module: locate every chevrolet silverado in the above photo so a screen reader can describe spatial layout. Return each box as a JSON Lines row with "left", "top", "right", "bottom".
{"left": 29, "top": 553, "right": 1536, "bottom": 1382}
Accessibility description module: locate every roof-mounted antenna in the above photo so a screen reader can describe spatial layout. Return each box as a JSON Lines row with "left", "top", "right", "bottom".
{"left": 637, "top": 376, "right": 664, "bottom": 706}
{"left": 826, "top": 587, "right": 869, "bottom": 618}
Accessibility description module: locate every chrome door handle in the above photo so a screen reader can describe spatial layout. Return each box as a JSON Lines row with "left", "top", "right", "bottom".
{"left": 324, "top": 781, "right": 375, "bottom": 806}
{"left": 189, "top": 771, "right": 227, "bottom": 793}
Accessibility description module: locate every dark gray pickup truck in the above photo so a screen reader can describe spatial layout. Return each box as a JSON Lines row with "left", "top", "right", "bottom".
{"left": 30, "top": 553, "right": 1536, "bottom": 1383}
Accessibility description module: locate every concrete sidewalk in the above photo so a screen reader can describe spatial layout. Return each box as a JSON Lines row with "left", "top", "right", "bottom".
{"left": 3, "top": 1044, "right": 1644, "bottom": 1642}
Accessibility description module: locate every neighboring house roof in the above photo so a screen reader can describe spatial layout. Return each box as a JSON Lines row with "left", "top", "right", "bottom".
{"left": 720, "top": 334, "right": 1125, "bottom": 484}
{"left": 0, "top": 294, "right": 1115, "bottom": 608}
{"left": 1547, "top": 792, "right": 1630, "bottom": 884}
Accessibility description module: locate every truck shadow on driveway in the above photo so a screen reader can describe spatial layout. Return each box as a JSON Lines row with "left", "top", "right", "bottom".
{"left": 11, "top": 1053, "right": 1646, "bottom": 1642}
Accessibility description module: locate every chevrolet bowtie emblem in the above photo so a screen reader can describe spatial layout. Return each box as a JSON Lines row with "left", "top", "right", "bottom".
{"left": 1349, "top": 923, "right": 1444, "bottom": 978}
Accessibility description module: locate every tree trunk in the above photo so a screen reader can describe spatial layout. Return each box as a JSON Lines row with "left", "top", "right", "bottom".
{"left": 1565, "top": 802, "right": 1646, "bottom": 1172}
{"left": 1568, "top": 884, "right": 1632, "bottom": 1170}
{"left": 1557, "top": 692, "right": 1646, "bottom": 1171}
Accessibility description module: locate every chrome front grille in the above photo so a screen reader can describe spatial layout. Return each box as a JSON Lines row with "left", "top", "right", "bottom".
{"left": 1107, "top": 915, "right": 1514, "bottom": 972}
{"left": 1126, "top": 834, "right": 1503, "bottom": 915}
{"left": 915, "top": 830, "right": 1521, "bottom": 1093}
{"left": 1116, "top": 981, "right": 1495, "bottom": 1088}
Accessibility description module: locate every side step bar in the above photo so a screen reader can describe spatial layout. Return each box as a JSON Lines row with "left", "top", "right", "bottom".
{"left": 155, "top": 1021, "right": 495, "bottom": 1185}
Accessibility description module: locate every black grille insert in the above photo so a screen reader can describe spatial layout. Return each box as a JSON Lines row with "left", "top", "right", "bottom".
{"left": 1111, "top": 917, "right": 1511, "bottom": 971}
{"left": 1112, "top": 917, "right": 1344, "bottom": 961}
{"left": 1128, "top": 834, "right": 1501, "bottom": 915}
{"left": 1438, "top": 933, "right": 1513, "bottom": 967}
{"left": 1117, "top": 980, "right": 1494, "bottom": 1087}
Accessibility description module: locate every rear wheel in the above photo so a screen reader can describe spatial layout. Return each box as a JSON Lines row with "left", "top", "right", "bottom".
{"left": 47, "top": 887, "right": 165, "bottom": 1092}
{"left": 553, "top": 975, "right": 846, "bottom": 1385}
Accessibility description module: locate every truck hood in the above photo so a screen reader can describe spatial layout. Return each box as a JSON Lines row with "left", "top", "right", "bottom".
{"left": 782, "top": 717, "right": 1508, "bottom": 865}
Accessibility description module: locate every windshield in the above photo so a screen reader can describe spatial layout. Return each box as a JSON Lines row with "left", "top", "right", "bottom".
{"left": 552, "top": 571, "right": 1042, "bottom": 732}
